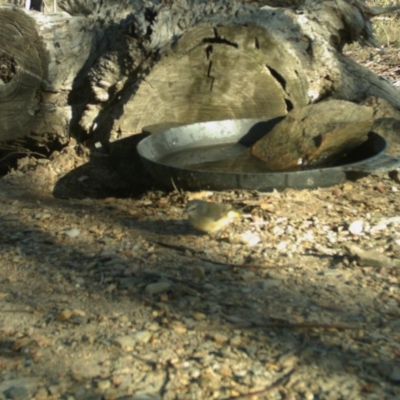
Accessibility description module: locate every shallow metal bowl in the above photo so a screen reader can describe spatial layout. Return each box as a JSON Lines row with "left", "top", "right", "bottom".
{"left": 137, "top": 118, "right": 400, "bottom": 191}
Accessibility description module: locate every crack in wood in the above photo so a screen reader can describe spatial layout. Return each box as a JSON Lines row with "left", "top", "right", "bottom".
{"left": 202, "top": 27, "right": 238, "bottom": 49}
{"left": 207, "top": 60, "right": 215, "bottom": 92}
{"left": 202, "top": 36, "right": 239, "bottom": 48}
{"left": 266, "top": 65, "right": 286, "bottom": 91}
{"left": 205, "top": 44, "right": 213, "bottom": 60}
{"left": 205, "top": 44, "right": 215, "bottom": 91}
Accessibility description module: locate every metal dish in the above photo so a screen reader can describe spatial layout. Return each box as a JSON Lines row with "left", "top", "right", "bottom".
{"left": 137, "top": 118, "right": 400, "bottom": 191}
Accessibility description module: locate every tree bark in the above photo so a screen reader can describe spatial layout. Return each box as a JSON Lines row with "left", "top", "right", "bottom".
{"left": 0, "top": 0, "right": 399, "bottom": 148}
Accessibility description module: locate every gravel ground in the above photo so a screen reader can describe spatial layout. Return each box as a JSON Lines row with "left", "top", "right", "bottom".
{"left": 1, "top": 47, "right": 400, "bottom": 400}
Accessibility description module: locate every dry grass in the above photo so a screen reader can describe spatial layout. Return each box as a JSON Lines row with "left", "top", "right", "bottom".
{"left": 370, "top": 0, "right": 400, "bottom": 47}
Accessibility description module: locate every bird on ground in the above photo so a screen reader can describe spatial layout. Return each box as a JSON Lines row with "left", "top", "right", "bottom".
{"left": 185, "top": 200, "right": 241, "bottom": 233}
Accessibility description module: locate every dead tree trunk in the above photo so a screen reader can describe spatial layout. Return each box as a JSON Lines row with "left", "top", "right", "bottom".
{"left": 0, "top": 0, "right": 399, "bottom": 148}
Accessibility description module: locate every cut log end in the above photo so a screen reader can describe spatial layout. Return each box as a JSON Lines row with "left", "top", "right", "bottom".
{"left": 0, "top": 5, "right": 49, "bottom": 142}
{"left": 106, "top": 22, "right": 308, "bottom": 140}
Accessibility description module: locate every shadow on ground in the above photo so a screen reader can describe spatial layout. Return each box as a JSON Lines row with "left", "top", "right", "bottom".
{"left": 1, "top": 173, "right": 399, "bottom": 399}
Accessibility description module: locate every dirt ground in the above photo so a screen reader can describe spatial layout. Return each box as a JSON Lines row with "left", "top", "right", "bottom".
{"left": 1, "top": 46, "right": 400, "bottom": 400}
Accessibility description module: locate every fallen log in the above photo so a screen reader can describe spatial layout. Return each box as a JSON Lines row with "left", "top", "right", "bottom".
{"left": 0, "top": 0, "right": 399, "bottom": 151}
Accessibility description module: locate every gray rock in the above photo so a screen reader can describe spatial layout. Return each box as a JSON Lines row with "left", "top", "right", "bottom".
{"left": 112, "top": 330, "right": 152, "bottom": 349}
{"left": 64, "top": 228, "right": 81, "bottom": 238}
{"left": 3, "top": 386, "right": 29, "bottom": 400}
{"left": 388, "top": 365, "right": 400, "bottom": 383}
{"left": 344, "top": 244, "right": 400, "bottom": 268}
{"left": 0, "top": 379, "right": 39, "bottom": 400}
{"left": 132, "top": 330, "right": 152, "bottom": 344}
{"left": 144, "top": 281, "right": 171, "bottom": 296}
{"left": 112, "top": 335, "right": 137, "bottom": 349}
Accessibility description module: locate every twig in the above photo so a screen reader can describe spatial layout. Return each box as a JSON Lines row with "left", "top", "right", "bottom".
{"left": 0, "top": 149, "right": 46, "bottom": 164}
{"left": 152, "top": 240, "right": 280, "bottom": 269}
{"left": 170, "top": 177, "right": 182, "bottom": 193}
{"left": 222, "top": 369, "right": 295, "bottom": 400}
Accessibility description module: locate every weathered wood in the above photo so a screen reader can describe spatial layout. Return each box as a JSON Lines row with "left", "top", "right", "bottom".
{"left": 83, "top": 0, "right": 400, "bottom": 146}
{"left": 0, "top": 0, "right": 399, "bottom": 150}
{"left": 114, "top": 22, "right": 307, "bottom": 140}
{"left": 0, "top": 4, "right": 97, "bottom": 142}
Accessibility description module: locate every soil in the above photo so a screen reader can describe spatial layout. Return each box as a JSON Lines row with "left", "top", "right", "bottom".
{"left": 0, "top": 47, "right": 400, "bottom": 400}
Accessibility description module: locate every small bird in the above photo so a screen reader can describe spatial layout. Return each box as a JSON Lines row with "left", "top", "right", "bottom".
{"left": 185, "top": 200, "right": 241, "bottom": 233}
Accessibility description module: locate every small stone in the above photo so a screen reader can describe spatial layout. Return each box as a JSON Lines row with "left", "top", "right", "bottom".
{"left": 96, "top": 380, "right": 111, "bottom": 390}
{"left": 211, "top": 332, "right": 229, "bottom": 344}
{"left": 192, "top": 312, "right": 207, "bottom": 321}
{"left": 170, "top": 321, "right": 187, "bottom": 334}
{"left": 279, "top": 353, "right": 299, "bottom": 369}
{"left": 240, "top": 231, "right": 261, "bottom": 246}
{"left": 56, "top": 310, "right": 73, "bottom": 321}
{"left": 189, "top": 368, "right": 201, "bottom": 379}
{"left": 345, "top": 244, "right": 400, "bottom": 268}
{"left": 219, "top": 365, "right": 232, "bottom": 377}
{"left": 348, "top": 220, "right": 363, "bottom": 235}
{"left": 260, "top": 279, "right": 283, "bottom": 290}
{"left": 144, "top": 281, "right": 171, "bottom": 296}
{"left": 388, "top": 365, "right": 400, "bottom": 383}
{"left": 4, "top": 387, "right": 29, "bottom": 400}
{"left": 233, "top": 369, "right": 247, "bottom": 378}
{"left": 111, "top": 375, "right": 124, "bottom": 387}
{"left": 69, "top": 315, "right": 89, "bottom": 325}
{"left": 112, "top": 336, "right": 136, "bottom": 350}
{"left": 132, "top": 330, "right": 152, "bottom": 344}
{"left": 342, "top": 183, "right": 353, "bottom": 191}
{"left": 291, "top": 315, "right": 305, "bottom": 324}
{"left": 229, "top": 335, "right": 242, "bottom": 346}
{"left": 0, "top": 379, "right": 39, "bottom": 400}
{"left": 33, "top": 387, "right": 49, "bottom": 400}
{"left": 64, "top": 228, "right": 80, "bottom": 238}
{"left": 47, "top": 385, "right": 61, "bottom": 396}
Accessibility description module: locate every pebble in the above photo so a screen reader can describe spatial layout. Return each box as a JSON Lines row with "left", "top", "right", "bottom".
{"left": 345, "top": 244, "right": 399, "bottom": 268}
{"left": 112, "top": 331, "right": 152, "bottom": 350}
{"left": 0, "top": 378, "right": 39, "bottom": 398}
{"left": 211, "top": 332, "right": 229, "bottom": 344}
{"left": 56, "top": 310, "right": 73, "bottom": 321}
{"left": 112, "top": 336, "right": 136, "bottom": 350}
{"left": 229, "top": 335, "right": 242, "bottom": 346}
{"left": 240, "top": 231, "right": 261, "bottom": 246}
{"left": 348, "top": 220, "right": 363, "bottom": 235}
{"left": 33, "top": 387, "right": 49, "bottom": 400}
{"left": 132, "top": 330, "right": 152, "bottom": 344}
{"left": 144, "top": 281, "right": 172, "bottom": 296}
{"left": 96, "top": 380, "right": 111, "bottom": 390}
{"left": 64, "top": 228, "right": 81, "bottom": 238}
{"left": 3, "top": 387, "right": 29, "bottom": 400}
{"left": 260, "top": 279, "right": 283, "bottom": 289}
{"left": 218, "top": 365, "right": 232, "bottom": 377}
{"left": 388, "top": 365, "right": 400, "bottom": 383}
{"left": 192, "top": 312, "right": 207, "bottom": 321}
